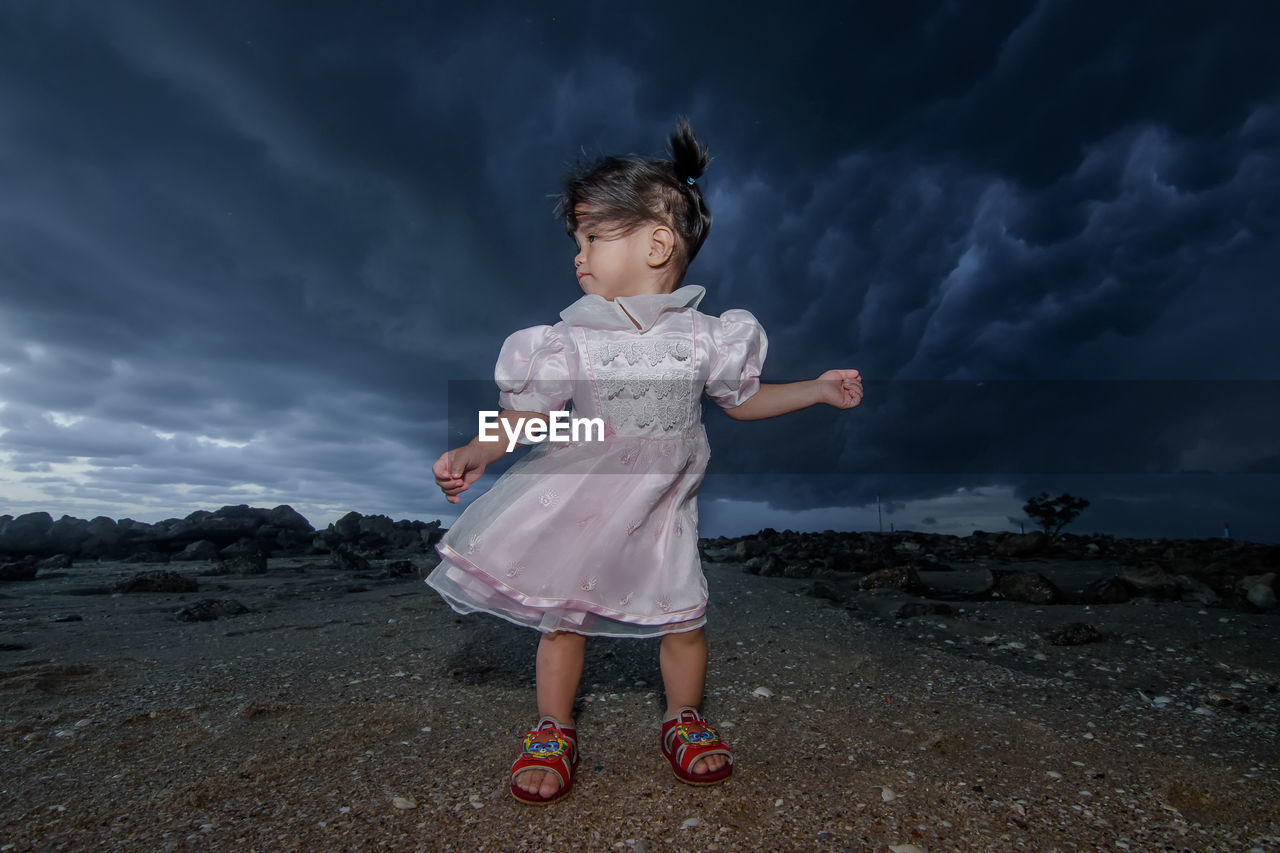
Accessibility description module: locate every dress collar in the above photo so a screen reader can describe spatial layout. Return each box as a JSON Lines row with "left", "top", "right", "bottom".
{"left": 559, "top": 285, "right": 706, "bottom": 332}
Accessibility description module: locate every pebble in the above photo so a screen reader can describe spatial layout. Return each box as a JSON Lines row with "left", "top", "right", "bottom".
{"left": 392, "top": 797, "right": 417, "bottom": 810}
{"left": 752, "top": 686, "right": 774, "bottom": 698}
{"left": 880, "top": 786, "right": 900, "bottom": 802}
{"left": 680, "top": 817, "right": 700, "bottom": 829}
{"left": 889, "top": 845, "right": 927, "bottom": 853}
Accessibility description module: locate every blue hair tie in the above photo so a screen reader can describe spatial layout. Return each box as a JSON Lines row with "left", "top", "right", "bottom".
{"left": 686, "top": 176, "right": 697, "bottom": 186}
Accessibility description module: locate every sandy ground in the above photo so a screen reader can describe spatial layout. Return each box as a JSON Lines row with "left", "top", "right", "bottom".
{"left": 2, "top": 555, "right": 1278, "bottom": 852}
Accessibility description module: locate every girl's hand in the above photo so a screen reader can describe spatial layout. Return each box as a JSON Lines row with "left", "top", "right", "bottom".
{"left": 818, "top": 368, "right": 864, "bottom": 409}
{"left": 433, "top": 444, "right": 490, "bottom": 504}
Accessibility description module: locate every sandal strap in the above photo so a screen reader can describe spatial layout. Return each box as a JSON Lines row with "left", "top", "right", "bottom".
{"left": 662, "top": 708, "right": 733, "bottom": 771}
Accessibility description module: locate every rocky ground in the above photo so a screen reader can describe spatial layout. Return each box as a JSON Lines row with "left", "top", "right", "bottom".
{"left": 2, "top": 546, "right": 1278, "bottom": 852}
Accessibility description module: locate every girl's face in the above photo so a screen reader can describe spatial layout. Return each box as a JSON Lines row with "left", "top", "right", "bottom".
{"left": 572, "top": 217, "right": 657, "bottom": 301}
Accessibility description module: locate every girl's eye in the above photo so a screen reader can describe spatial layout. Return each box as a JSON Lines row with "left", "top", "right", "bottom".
{"left": 587, "top": 235, "right": 597, "bottom": 243}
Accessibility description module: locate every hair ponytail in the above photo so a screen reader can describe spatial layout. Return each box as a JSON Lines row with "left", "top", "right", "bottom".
{"left": 669, "top": 117, "right": 710, "bottom": 186}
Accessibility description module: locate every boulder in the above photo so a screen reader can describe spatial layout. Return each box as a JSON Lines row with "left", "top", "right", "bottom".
{"left": 331, "top": 546, "right": 371, "bottom": 573}
{"left": 174, "top": 540, "right": 220, "bottom": 561}
{"left": 1120, "top": 567, "right": 1184, "bottom": 601}
{"left": 807, "top": 579, "right": 851, "bottom": 604}
{"left": 1080, "top": 576, "right": 1134, "bottom": 605}
{"left": 0, "top": 512, "right": 54, "bottom": 555}
{"left": 1239, "top": 573, "right": 1277, "bottom": 611}
{"left": 1174, "top": 575, "right": 1220, "bottom": 606}
{"left": 268, "top": 505, "right": 313, "bottom": 533}
{"left": 995, "top": 531, "right": 1050, "bottom": 558}
{"left": 746, "top": 553, "right": 785, "bottom": 577}
{"left": 0, "top": 557, "right": 38, "bottom": 581}
{"left": 987, "top": 569, "right": 1063, "bottom": 604}
{"left": 37, "top": 554, "right": 74, "bottom": 571}
{"left": 860, "top": 565, "right": 923, "bottom": 592}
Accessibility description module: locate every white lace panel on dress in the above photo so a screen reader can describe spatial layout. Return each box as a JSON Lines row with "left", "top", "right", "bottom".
{"left": 588, "top": 336, "right": 697, "bottom": 433}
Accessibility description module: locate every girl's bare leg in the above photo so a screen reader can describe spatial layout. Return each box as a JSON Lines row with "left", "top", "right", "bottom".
{"left": 513, "top": 630, "right": 586, "bottom": 799}
{"left": 659, "top": 626, "right": 729, "bottom": 777}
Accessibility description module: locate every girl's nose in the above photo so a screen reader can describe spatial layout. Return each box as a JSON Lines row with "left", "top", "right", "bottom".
{"left": 574, "top": 253, "right": 584, "bottom": 268}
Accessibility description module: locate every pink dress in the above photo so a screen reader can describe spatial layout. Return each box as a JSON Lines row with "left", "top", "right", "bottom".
{"left": 426, "top": 285, "right": 767, "bottom": 638}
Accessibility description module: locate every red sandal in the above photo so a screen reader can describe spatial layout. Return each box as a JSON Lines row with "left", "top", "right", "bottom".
{"left": 661, "top": 707, "right": 733, "bottom": 785}
{"left": 510, "top": 717, "right": 578, "bottom": 805}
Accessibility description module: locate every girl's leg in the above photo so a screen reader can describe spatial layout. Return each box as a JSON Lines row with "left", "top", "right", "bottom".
{"left": 514, "top": 630, "right": 586, "bottom": 799}
{"left": 536, "top": 629, "right": 586, "bottom": 722}
{"left": 659, "top": 626, "right": 729, "bottom": 777}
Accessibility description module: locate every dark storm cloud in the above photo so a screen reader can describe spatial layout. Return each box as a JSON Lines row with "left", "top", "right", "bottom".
{"left": 0, "top": 1, "right": 1277, "bottom": 538}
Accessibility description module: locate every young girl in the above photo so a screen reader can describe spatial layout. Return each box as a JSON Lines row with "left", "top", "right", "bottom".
{"left": 427, "top": 120, "right": 863, "bottom": 804}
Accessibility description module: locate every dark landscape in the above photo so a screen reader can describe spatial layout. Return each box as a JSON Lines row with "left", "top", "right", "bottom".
{"left": 2, "top": 506, "right": 1278, "bottom": 851}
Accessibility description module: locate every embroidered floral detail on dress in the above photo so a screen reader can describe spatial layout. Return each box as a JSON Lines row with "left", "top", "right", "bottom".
{"left": 619, "top": 446, "right": 640, "bottom": 465}
{"left": 506, "top": 563, "right": 525, "bottom": 578}
{"left": 466, "top": 533, "right": 483, "bottom": 555}
{"left": 619, "top": 592, "right": 634, "bottom": 607}
{"left": 673, "top": 520, "right": 683, "bottom": 537}
{"left": 576, "top": 514, "right": 596, "bottom": 530}
{"left": 538, "top": 489, "right": 559, "bottom": 508}
{"left": 657, "top": 597, "right": 672, "bottom": 613}
{"left": 626, "top": 519, "right": 643, "bottom": 535}
{"left": 599, "top": 338, "right": 691, "bottom": 367}
{"left": 580, "top": 576, "right": 599, "bottom": 592}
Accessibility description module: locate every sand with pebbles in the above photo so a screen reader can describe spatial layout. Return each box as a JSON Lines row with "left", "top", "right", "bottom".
{"left": 2, "top": 553, "right": 1278, "bottom": 851}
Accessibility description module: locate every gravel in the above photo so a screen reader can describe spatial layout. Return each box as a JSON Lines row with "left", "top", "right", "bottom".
{"left": 2, "top": 555, "right": 1278, "bottom": 851}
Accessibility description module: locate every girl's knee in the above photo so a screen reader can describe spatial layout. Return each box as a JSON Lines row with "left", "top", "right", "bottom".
{"left": 543, "top": 630, "right": 587, "bottom": 644}
{"left": 662, "top": 626, "right": 706, "bottom": 645}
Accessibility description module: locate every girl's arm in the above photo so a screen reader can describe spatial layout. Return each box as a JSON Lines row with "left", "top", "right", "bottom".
{"left": 433, "top": 409, "right": 548, "bottom": 503}
{"left": 723, "top": 369, "right": 863, "bottom": 421}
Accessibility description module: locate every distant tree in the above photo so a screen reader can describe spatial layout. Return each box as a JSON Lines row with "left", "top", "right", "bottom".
{"left": 1023, "top": 492, "right": 1090, "bottom": 539}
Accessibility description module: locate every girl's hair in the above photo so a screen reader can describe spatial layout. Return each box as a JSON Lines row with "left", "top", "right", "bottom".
{"left": 558, "top": 118, "right": 712, "bottom": 275}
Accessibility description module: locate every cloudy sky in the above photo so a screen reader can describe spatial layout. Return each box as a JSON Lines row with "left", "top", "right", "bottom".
{"left": 1, "top": 1, "right": 1277, "bottom": 540}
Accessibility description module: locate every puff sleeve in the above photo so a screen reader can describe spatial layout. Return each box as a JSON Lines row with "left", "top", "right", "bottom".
{"left": 703, "top": 309, "right": 769, "bottom": 409}
{"left": 495, "top": 325, "right": 572, "bottom": 414}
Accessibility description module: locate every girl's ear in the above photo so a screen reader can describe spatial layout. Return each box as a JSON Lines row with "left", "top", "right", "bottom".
{"left": 647, "top": 225, "right": 676, "bottom": 267}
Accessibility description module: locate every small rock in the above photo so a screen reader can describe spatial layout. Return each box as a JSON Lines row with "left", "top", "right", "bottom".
{"left": 889, "top": 845, "right": 928, "bottom": 853}
{"left": 392, "top": 797, "right": 417, "bottom": 810}
{"left": 895, "top": 602, "right": 953, "bottom": 619}
{"left": 177, "top": 599, "right": 250, "bottom": 622}
{"left": 680, "top": 818, "right": 700, "bottom": 829}
{"left": 752, "top": 686, "right": 774, "bottom": 698}
{"left": 1043, "top": 622, "right": 1103, "bottom": 646}
{"left": 216, "top": 554, "right": 268, "bottom": 575}
{"left": 880, "top": 786, "right": 899, "bottom": 802}
{"left": 113, "top": 570, "right": 198, "bottom": 594}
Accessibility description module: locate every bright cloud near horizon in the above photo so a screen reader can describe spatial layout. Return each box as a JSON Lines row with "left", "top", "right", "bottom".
{"left": 1, "top": 2, "right": 1278, "bottom": 540}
